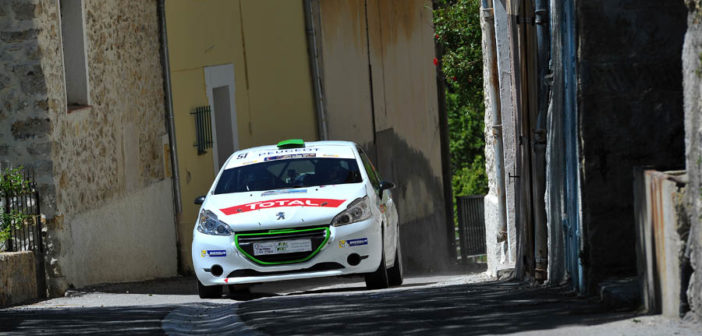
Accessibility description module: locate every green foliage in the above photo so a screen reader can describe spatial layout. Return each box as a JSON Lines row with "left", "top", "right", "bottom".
{"left": 0, "top": 167, "right": 31, "bottom": 246}
{"left": 435, "top": 0, "right": 487, "bottom": 196}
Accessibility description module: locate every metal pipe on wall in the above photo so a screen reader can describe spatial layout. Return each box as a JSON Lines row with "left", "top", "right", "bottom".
{"left": 432, "top": 0, "right": 458, "bottom": 262}
{"left": 532, "top": 0, "right": 550, "bottom": 281}
{"left": 481, "top": 0, "right": 508, "bottom": 246}
{"left": 303, "top": 0, "right": 329, "bottom": 140}
{"left": 157, "top": 0, "right": 183, "bottom": 274}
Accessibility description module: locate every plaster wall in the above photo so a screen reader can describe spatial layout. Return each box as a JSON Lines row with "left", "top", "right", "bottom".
{"left": 481, "top": 8, "right": 502, "bottom": 277}
{"left": 483, "top": 0, "right": 517, "bottom": 274}
{"left": 165, "top": 0, "right": 317, "bottom": 272}
{"left": 54, "top": 180, "right": 176, "bottom": 288}
{"left": 682, "top": 0, "right": 702, "bottom": 320}
{"left": 317, "top": 0, "right": 375, "bottom": 147}
{"left": 576, "top": 0, "right": 687, "bottom": 290}
{"left": 318, "top": 0, "right": 451, "bottom": 273}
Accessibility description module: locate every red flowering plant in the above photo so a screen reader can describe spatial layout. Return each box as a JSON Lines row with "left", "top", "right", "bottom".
{"left": 433, "top": 0, "right": 487, "bottom": 196}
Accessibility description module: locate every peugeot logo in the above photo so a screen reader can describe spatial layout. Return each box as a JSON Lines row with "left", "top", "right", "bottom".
{"left": 276, "top": 212, "right": 285, "bottom": 220}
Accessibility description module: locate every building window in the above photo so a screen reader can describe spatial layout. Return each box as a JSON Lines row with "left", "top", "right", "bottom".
{"left": 59, "top": 0, "right": 89, "bottom": 109}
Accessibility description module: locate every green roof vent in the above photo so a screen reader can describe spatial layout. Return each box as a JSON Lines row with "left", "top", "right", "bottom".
{"left": 277, "top": 139, "right": 305, "bottom": 149}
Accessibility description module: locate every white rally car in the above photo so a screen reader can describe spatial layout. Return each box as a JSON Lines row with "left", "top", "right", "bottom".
{"left": 192, "top": 139, "right": 402, "bottom": 298}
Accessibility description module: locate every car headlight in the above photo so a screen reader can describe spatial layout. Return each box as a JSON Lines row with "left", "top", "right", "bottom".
{"left": 197, "top": 209, "right": 233, "bottom": 236}
{"left": 332, "top": 196, "right": 371, "bottom": 227}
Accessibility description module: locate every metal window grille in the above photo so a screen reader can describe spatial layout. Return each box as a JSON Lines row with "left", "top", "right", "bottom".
{"left": 455, "top": 195, "right": 486, "bottom": 261}
{"left": 191, "top": 105, "right": 213, "bottom": 155}
{"left": 1, "top": 168, "right": 42, "bottom": 253}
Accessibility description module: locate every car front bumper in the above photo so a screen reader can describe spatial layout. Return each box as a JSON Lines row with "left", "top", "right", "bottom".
{"left": 192, "top": 217, "right": 382, "bottom": 286}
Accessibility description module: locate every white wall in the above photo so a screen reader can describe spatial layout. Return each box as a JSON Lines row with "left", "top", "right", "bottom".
{"left": 55, "top": 180, "right": 177, "bottom": 288}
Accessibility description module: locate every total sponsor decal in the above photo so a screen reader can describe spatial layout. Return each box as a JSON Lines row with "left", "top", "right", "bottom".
{"left": 220, "top": 198, "right": 346, "bottom": 215}
{"left": 339, "top": 238, "right": 368, "bottom": 248}
{"left": 201, "top": 249, "right": 227, "bottom": 257}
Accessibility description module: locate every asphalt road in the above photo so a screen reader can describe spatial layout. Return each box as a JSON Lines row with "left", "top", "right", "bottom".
{"left": 1, "top": 272, "right": 700, "bottom": 335}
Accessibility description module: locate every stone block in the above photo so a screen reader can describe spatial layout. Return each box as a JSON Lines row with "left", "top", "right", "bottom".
{"left": 11, "top": 2, "right": 37, "bottom": 21}
{"left": 0, "top": 28, "right": 38, "bottom": 43}
{"left": 16, "top": 63, "right": 45, "bottom": 93}
{"left": 26, "top": 141, "right": 51, "bottom": 156}
{"left": 599, "top": 277, "right": 641, "bottom": 310}
{"left": 11, "top": 117, "right": 50, "bottom": 139}
{"left": 0, "top": 251, "right": 38, "bottom": 307}
{"left": 0, "top": 73, "right": 10, "bottom": 91}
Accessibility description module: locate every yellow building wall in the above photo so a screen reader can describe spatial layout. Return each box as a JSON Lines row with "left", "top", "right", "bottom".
{"left": 166, "top": 0, "right": 318, "bottom": 272}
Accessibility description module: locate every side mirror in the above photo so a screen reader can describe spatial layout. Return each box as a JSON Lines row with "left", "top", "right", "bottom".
{"left": 194, "top": 195, "right": 206, "bottom": 205}
{"left": 378, "top": 181, "right": 395, "bottom": 196}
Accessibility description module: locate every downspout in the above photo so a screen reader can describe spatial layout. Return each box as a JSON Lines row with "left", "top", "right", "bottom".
{"left": 432, "top": 0, "right": 457, "bottom": 263}
{"left": 532, "top": 0, "right": 550, "bottom": 281}
{"left": 482, "top": 0, "right": 508, "bottom": 245}
{"left": 303, "top": 0, "right": 328, "bottom": 140}
{"left": 157, "top": 0, "right": 183, "bottom": 273}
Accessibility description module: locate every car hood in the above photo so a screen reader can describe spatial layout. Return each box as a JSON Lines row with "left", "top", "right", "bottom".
{"left": 204, "top": 183, "right": 367, "bottom": 232}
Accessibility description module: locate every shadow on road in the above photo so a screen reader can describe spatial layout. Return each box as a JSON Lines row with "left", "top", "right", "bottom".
{"left": 0, "top": 305, "right": 174, "bottom": 335}
{"left": 238, "top": 280, "right": 636, "bottom": 335}
{"left": 0, "top": 276, "right": 638, "bottom": 335}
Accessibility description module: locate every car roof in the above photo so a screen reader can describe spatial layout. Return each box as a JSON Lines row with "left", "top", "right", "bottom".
{"left": 222, "top": 140, "right": 360, "bottom": 170}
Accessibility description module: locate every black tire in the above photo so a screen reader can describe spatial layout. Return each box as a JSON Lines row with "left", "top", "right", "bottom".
{"left": 197, "top": 280, "right": 223, "bottom": 299}
{"left": 387, "top": 243, "right": 403, "bottom": 287}
{"left": 365, "top": 248, "right": 390, "bottom": 290}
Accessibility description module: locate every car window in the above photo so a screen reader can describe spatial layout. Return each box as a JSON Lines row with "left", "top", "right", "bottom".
{"left": 357, "top": 148, "right": 380, "bottom": 188}
{"left": 214, "top": 158, "right": 363, "bottom": 194}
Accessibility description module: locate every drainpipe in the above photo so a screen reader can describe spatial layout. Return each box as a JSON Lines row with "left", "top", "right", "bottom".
{"left": 532, "top": 0, "right": 549, "bottom": 281}
{"left": 303, "top": 0, "right": 328, "bottom": 140}
{"left": 157, "top": 0, "right": 183, "bottom": 274}
{"left": 482, "top": 0, "right": 508, "bottom": 244}
{"left": 432, "top": 0, "right": 457, "bottom": 263}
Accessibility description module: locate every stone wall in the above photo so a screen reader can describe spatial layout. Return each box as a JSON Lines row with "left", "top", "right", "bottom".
{"left": 1, "top": 0, "right": 176, "bottom": 295}
{"left": 683, "top": 0, "right": 702, "bottom": 321}
{"left": 0, "top": 0, "right": 56, "bottom": 215}
{"left": 576, "top": 0, "right": 687, "bottom": 291}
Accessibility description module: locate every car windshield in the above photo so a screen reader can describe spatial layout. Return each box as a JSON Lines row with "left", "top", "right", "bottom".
{"left": 214, "top": 158, "right": 363, "bottom": 194}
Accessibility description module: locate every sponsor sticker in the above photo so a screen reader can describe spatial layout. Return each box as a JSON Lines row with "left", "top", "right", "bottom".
{"left": 239, "top": 160, "right": 258, "bottom": 166}
{"left": 261, "top": 189, "right": 307, "bottom": 197}
{"left": 339, "top": 238, "right": 368, "bottom": 248}
{"left": 264, "top": 153, "right": 316, "bottom": 162}
{"left": 220, "top": 198, "right": 345, "bottom": 215}
{"left": 257, "top": 147, "right": 320, "bottom": 157}
{"left": 205, "top": 250, "right": 226, "bottom": 257}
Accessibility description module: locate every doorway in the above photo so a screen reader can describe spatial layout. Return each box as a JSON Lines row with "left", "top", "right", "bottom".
{"left": 204, "top": 64, "right": 238, "bottom": 172}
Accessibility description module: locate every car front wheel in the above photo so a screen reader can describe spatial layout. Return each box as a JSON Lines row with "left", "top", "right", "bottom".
{"left": 387, "top": 243, "right": 403, "bottom": 286}
{"left": 197, "top": 280, "right": 223, "bottom": 299}
{"left": 365, "top": 248, "right": 390, "bottom": 290}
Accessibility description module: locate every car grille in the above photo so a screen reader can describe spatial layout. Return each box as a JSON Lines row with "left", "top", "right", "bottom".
{"left": 235, "top": 226, "right": 329, "bottom": 266}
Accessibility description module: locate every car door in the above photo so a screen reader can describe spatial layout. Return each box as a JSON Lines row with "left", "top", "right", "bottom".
{"left": 357, "top": 148, "right": 396, "bottom": 262}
